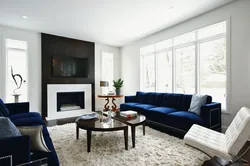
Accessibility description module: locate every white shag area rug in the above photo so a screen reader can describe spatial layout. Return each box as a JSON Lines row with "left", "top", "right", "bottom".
{"left": 48, "top": 123, "right": 210, "bottom": 166}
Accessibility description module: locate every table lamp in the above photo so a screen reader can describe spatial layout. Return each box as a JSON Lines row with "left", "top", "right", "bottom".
{"left": 100, "top": 81, "right": 109, "bottom": 95}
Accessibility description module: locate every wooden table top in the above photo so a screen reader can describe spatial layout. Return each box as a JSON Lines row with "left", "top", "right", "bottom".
{"left": 98, "top": 95, "right": 123, "bottom": 98}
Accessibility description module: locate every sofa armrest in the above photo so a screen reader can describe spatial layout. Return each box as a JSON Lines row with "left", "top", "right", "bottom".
{"left": 125, "top": 95, "right": 137, "bottom": 103}
{"left": 0, "top": 136, "right": 30, "bottom": 165}
{"left": 5, "top": 102, "right": 29, "bottom": 116}
{"left": 200, "top": 102, "right": 221, "bottom": 131}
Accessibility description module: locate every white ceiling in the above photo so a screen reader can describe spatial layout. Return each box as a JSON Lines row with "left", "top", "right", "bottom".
{"left": 0, "top": 0, "right": 235, "bottom": 47}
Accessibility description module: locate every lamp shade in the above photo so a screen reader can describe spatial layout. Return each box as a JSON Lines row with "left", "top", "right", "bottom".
{"left": 100, "top": 81, "right": 109, "bottom": 87}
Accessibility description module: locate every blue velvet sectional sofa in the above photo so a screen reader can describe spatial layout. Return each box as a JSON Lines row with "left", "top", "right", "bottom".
{"left": 0, "top": 100, "right": 59, "bottom": 166}
{"left": 120, "top": 92, "right": 221, "bottom": 136}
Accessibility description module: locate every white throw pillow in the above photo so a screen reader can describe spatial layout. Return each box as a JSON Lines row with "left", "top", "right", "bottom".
{"left": 188, "top": 94, "right": 207, "bottom": 115}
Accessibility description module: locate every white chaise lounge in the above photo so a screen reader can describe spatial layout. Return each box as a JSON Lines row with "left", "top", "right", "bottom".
{"left": 184, "top": 107, "right": 250, "bottom": 164}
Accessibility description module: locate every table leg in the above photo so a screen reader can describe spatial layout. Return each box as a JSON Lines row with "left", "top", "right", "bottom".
{"left": 87, "top": 130, "right": 92, "bottom": 152}
{"left": 76, "top": 124, "right": 79, "bottom": 139}
{"left": 111, "top": 98, "right": 118, "bottom": 112}
{"left": 104, "top": 98, "right": 110, "bottom": 111}
{"left": 124, "top": 127, "right": 128, "bottom": 150}
{"left": 131, "top": 126, "right": 136, "bottom": 148}
{"left": 143, "top": 122, "right": 146, "bottom": 136}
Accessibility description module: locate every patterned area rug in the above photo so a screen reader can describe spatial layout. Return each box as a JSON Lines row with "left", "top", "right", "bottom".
{"left": 48, "top": 123, "right": 210, "bottom": 166}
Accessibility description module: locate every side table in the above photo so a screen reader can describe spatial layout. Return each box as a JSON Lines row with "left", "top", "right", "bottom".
{"left": 98, "top": 95, "right": 123, "bottom": 112}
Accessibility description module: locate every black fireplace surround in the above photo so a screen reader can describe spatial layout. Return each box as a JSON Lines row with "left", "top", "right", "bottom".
{"left": 42, "top": 33, "right": 95, "bottom": 118}
{"left": 57, "top": 92, "right": 85, "bottom": 112}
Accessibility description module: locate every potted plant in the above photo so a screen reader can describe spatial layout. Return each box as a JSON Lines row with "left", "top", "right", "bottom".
{"left": 113, "top": 79, "right": 124, "bottom": 95}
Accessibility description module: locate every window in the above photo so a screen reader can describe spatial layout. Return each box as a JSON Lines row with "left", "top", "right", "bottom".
{"left": 175, "top": 45, "right": 195, "bottom": 94}
{"left": 140, "top": 21, "right": 228, "bottom": 110}
{"left": 5, "top": 39, "right": 28, "bottom": 102}
{"left": 101, "top": 52, "right": 114, "bottom": 90}
{"left": 142, "top": 54, "right": 155, "bottom": 92}
{"left": 199, "top": 38, "right": 226, "bottom": 109}
{"left": 156, "top": 51, "right": 172, "bottom": 92}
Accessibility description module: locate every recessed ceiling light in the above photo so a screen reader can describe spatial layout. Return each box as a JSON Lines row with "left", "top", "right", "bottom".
{"left": 169, "top": 6, "right": 174, "bottom": 10}
{"left": 22, "top": 16, "right": 27, "bottom": 19}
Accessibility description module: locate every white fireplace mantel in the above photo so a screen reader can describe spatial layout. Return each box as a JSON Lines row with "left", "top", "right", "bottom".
{"left": 47, "top": 84, "right": 92, "bottom": 120}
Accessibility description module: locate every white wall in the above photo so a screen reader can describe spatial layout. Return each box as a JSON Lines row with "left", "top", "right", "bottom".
{"left": 0, "top": 25, "right": 41, "bottom": 113}
{"left": 95, "top": 43, "right": 121, "bottom": 110}
{"left": 0, "top": 26, "right": 122, "bottom": 114}
{"left": 121, "top": 0, "right": 250, "bottom": 128}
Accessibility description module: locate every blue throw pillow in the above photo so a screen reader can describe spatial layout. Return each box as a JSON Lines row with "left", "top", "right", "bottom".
{"left": 0, "top": 99, "right": 9, "bottom": 117}
{"left": 0, "top": 117, "right": 21, "bottom": 140}
{"left": 188, "top": 94, "right": 207, "bottom": 115}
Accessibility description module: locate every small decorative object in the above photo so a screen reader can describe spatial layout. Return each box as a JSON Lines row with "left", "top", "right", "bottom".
{"left": 113, "top": 78, "right": 124, "bottom": 95}
{"left": 100, "top": 81, "right": 109, "bottom": 95}
{"left": 78, "top": 113, "right": 99, "bottom": 120}
{"left": 11, "top": 66, "right": 23, "bottom": 95}
{"left": 11, "top": 66, "right": 24, "bottom": 103}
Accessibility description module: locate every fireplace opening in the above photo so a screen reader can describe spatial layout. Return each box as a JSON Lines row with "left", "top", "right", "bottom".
{"left": 57, "top": 91, "right": 85, "bottom": 112}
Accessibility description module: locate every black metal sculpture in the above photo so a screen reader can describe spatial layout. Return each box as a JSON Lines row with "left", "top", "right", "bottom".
{"left": 11, "top": 66, "right": 23, "bottom": 94}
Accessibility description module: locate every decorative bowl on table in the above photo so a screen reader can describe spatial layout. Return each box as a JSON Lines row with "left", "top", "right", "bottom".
{"left": 78, "top": 113, "right": 99, "bottom": 120}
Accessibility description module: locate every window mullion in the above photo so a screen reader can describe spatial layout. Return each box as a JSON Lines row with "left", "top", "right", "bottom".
{"left": 154, "top": 53, "right": 157, "bottom": 92}
{"left": 172, "top": 47, "right": 176, "bottom": 93}
{"left": 195, "top": 31, "right": 199, "bottom": 94}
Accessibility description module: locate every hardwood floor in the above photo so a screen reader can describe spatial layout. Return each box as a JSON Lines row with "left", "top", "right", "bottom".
{"left": 45, "top": 117, "right": 250, "bottom": 166}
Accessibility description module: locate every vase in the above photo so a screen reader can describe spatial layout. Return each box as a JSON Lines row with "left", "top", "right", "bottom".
{"left": 115, "top": 89, "right": 121, "bottom": 95}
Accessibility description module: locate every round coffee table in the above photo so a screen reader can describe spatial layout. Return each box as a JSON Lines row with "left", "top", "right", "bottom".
{"left": 105, "top": 112, "right": 146, "bottom": 148}
{"left": 75, "top": 118, "right": 128, "bottom": 152}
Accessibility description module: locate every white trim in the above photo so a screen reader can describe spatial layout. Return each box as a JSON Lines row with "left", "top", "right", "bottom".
{"left": 0, "top": 36, "right": 2, "bottom": 99}
{"left": 1, "top": 37, "right": 7, "bottom": 101}
{"left": 47, "top": 84, "right": 92, "bottom": 120}
{"left": 225, "top": 17, "right": 232, "bottom": 114}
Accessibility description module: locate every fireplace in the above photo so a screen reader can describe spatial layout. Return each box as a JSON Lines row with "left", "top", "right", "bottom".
{"left": 47, "top": 84, "right": 92, "bottom": 120}
{"left": 57, "top": 92, "right": 85, "bottom": 112}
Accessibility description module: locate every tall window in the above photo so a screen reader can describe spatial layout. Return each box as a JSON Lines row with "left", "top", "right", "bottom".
{"left": 140, "top": 21, "right": 228, "bottom": 110}
{"left": 101, "top": 52, "right": 114, "bottom": 90}
{"left": 6, "top": 39, "right": 28, "bottom": 102}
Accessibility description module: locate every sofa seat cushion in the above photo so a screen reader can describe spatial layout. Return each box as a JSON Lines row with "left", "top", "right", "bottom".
{"left": 147, "top": 107, "right": 178, "bottom": 123}
{"left": 11, "top": 117, "right": 44, "bottom": 126}
{"left": 10, "top": 112, "right": 41, "bottom": 120}
{"left": 120, "top": 102, "right": 140, "bottom": 111}
{"left": 148, "top": 107, "right": 178, "bottom": 115}
{"left": 133, "top": 104, "right": 156, "bottom": 115}
{"left": 167, "top": 111, "right": 206, "bottom": 132}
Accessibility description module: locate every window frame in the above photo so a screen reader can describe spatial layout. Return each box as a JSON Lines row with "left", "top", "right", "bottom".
{"left": 140, "top": 20, "right": 231, "bottom": 112}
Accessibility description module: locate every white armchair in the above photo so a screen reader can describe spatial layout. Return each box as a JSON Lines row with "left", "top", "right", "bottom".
{"left": 184, "top": 107, "right": 250, "bottom": 164}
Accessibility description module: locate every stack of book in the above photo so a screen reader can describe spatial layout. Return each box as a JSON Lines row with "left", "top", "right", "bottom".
{"left": 120, "top": 110, "right": 137, "bottom": 119}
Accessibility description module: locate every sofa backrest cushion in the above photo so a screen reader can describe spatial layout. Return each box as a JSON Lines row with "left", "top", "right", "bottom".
{"left": 146, "top": 92, "right": 164, "bottom": 106}
{"left": 135, "top": 91, "right": 212, "bottom": 110}
{"left": 136, "top": 91, "right": 149, "bottom": 104}
{"left": 225, "top": 107, "right": 250, "bottom": 156}
{"left": 0, "top": 99, "right": 9, "bottom": 117}
{"left": 182, "top": 94, "right": 193, "bottom": 110}
{"left": 0, "top": 117, "right": 21, "bottom": 139}
{"left": 161, "top": 93, "right": 184, "bottom": 110}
